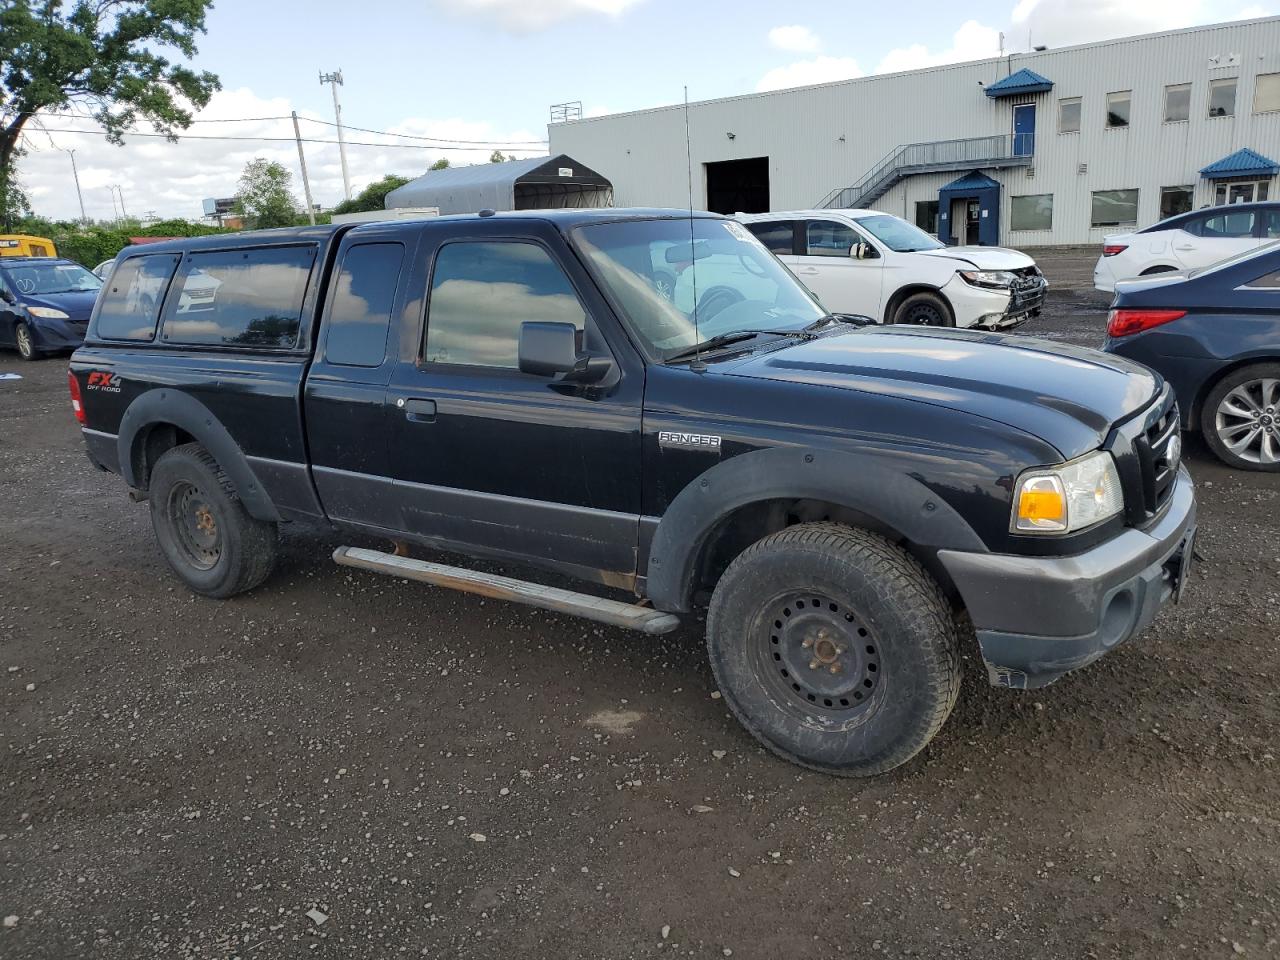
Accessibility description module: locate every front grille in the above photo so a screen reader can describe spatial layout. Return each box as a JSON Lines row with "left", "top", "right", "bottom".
{"left": 1144, "top": 401, "right": 1180, "bottom": 511}
{"left": 1105, "top": 386, "right": 1179, "bottom": 526}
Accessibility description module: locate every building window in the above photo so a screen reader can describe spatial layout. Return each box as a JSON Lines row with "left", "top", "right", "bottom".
{"left": 914, "top": 200, "right": 939, "bottom": 234}
{"left": 1214, "top": 180, "right": 1271, "bottom": 205}
{"left": 1163, "top": 83, "right": 1191, "bottom": 122}
{"left": 1011, "top": 194, "right": 1053, "bottom": 231}
{"left": 1106, "top": 91, "right": 1131, "bottom": 128}
{"left": 1091, "top": 189, "right": 1139, "bottom": 228}
{"left": 1254, "top": 72, "right": 1280, "bottom": 114}
{"left": 1208, "top": 78, "right": 1236, "bottom": 117}
{"left": 1159, "top": 186, "right": 1194, "bottom": 221}
{"left": 1058, "top": 97, "right": 1081, "bottom": 134}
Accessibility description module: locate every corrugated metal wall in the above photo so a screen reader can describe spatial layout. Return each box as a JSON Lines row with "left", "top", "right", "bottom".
{"left": 548, "top": 18, "right": 1280, "bottom": 245}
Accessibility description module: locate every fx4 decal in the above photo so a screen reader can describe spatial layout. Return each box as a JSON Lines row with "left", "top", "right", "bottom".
{"left": 86, "top": 371, "right": 122, "bottom": 393}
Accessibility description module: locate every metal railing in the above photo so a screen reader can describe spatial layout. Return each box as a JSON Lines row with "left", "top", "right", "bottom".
{"left": 818, "top": 134, "right": 1027, "bottom": 208}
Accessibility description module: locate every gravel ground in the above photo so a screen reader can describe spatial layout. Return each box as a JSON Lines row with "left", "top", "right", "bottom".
{"left": 2, "top": 247, "right": 1278, "bottom": 959}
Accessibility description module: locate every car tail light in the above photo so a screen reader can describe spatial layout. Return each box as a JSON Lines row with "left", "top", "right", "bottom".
{"left": 1107, "top": 308, "right": 1186, "bottom": 337}
{"left": 68, "top": 370, "right": 86, "bottom": 424}
{"left": 1102, "top": 244, "right": 1128, "bottom": 257}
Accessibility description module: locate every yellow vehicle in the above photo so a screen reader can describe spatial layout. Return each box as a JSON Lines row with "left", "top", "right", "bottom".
{"left": 0, "top": 235, "right": 57, "bottom": 258}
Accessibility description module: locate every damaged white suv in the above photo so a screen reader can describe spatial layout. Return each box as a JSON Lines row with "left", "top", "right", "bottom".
{"left": 737, "top": 209, "right": 1046, "bottom": 329}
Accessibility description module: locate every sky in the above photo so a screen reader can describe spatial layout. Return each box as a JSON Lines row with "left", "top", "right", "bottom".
{"left": 11, "top": 0, "right": 1277, "bottom": 222}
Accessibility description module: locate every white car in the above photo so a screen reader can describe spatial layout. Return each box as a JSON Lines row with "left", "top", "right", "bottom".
{"left": 1093, "top": 202, "right": 1280, "bottom": 292}
{"left": 734, "top": 209, "right": 1046, "bottom": 329}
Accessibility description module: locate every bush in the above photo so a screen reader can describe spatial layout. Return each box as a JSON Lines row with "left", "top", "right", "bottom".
{"left": 6, "top": 216, "right": 232, "bottom": 267}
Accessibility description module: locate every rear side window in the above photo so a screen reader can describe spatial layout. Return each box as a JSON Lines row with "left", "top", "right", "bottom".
{"left": 161, "top": 245, "right": 316, "bottom": 349}
{"left": 424, "top": 240, "right": 586, "bottom": 369}
{"left": 745, "top": 220, "right": 796, "bottom": 254}
{"left": 94, "top": 254, "right": 178, "bottom": 341}
{"left": 1188, "top": 210, "right": 1255, "bottom": 238}
{"left": 324, "top": 242, "right": 404, "bottom": 367}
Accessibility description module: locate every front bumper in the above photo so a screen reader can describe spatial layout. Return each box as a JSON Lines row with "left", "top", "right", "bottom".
{"left": 942, "top": 275, "right": 1048, "bottom": 330}
{"left": 938, "top": 465, "right": 1196, "bottom": 689}
{"left": 29, "top": 317, "right": 89, "bottom": 352}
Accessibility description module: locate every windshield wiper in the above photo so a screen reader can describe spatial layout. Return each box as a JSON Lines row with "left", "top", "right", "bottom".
{"left": 663, "top": 328, "right": 815, "bottom": 364}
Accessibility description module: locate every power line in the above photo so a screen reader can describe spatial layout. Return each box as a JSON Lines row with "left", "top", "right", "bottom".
{"left": 30, "top": 126, "right": 545, "bottom": 152}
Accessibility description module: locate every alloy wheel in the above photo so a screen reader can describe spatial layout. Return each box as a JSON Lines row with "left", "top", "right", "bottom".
{"left": 1215, "top": 378, "right": 1280, "bottom": 465}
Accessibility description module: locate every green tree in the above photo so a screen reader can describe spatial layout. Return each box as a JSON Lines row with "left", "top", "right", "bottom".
{"left": 329, "top": 173, "right": 411, "bottom": 216}
{"left": 0, "top": 0, "right": 220, "bottom": 228}
{"left": 429, "top": 157, "right": 450, "bottom": 171}
{"left": 233, "top": 158, "right": 298, "bottom": 229}
{"left": 489, "top": 150, "right": 506, "bottom": 163}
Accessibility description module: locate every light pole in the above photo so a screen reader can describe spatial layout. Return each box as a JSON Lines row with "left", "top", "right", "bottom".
{"left": 319, "top": 69, "right": 352, "bottom": 202}
{"left": 64, "top": 148, "right": 86, "bottom": 223}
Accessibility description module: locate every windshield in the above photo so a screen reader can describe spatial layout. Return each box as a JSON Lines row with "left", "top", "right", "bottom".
{"left": 573, "top": 218, "right": 825, "bottom": 359}
{"left": 1, "top": 261, "right": 102, "bottom": 295}
{"left": 853, "top": 214, "right": 945, "bottom": 252}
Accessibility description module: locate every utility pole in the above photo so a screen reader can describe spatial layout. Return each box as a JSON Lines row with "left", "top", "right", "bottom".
{"left": 319, "top": 69, "right": 352, "bottom": 202}
{"left": 107, "top": 187, "right": 120, "bottom": 223}
{"left": 111, "top": 184, "right": 129, "bottom": 220}
{"left": 292, "top": 111, "right": 317, "bottom": 226}
{"left": 64, "top": 148, "right": 86, "bottom": 223}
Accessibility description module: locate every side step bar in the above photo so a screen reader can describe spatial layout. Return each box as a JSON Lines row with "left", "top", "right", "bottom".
{"left": 333, "top": 546, "right": 681, "bottom": 636}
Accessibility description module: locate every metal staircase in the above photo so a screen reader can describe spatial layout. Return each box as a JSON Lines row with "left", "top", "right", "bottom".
{"left": 818, "top": 134, "right": 1033, "bottom": 209}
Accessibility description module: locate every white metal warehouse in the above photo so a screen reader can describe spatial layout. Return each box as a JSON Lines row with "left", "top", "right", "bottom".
{"left": 547, "top": 17, "right": 1280, "bottom": 246}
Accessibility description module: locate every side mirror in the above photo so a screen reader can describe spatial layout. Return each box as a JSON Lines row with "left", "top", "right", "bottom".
{"left": 0, "top": 288, "right": 13, "bottom": 305}
{"left": 518, "top": 321, "right": 611, "bottom": 383}
{"left": 851, "top": 242, "right": 873, "bottom": 260}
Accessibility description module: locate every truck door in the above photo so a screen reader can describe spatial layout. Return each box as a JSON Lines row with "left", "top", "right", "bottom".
{"left": 384, "top": 220, "right": 645, "bottom": 580}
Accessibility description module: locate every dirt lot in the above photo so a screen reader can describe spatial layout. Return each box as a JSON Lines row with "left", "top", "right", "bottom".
{"left": 2, "top": 248, "right": 1278, "bottom": 959}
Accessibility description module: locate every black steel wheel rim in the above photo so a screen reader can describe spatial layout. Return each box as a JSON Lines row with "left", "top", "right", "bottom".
{"left": 903, "top": 303, "right": 944, "bottom": 325}
{"left": 167, "top": 480, "right": 221, "bottom": 571}
{"left": 752, "top": 592, "right": 883, "bottom": 720}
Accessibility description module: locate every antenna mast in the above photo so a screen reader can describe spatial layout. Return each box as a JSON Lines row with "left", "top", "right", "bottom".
{"left": 683, "top": 85, "right": 703, "bottom": 371}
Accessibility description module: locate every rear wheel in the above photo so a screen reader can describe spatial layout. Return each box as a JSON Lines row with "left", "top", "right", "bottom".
{"left": 149, "top": 443, "right": 279, "bottom": 597}
{"left": 1202, "top": 364, "right": 1280, "bottom": 471}
{"left": 15, "top": 322, "right": 38, "bottom": 360}
{"left": 706, "top": 522, "right": 961, "bottom": 777}
{"left": 891, "top": 292, "right": 952, "bottom": 327}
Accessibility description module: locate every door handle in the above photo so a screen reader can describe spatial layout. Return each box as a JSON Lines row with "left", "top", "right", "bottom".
{"left": 796, "top": 267, "right": 820, "bottom": 275}
{"left": 1175, "top": 244, "right": 1195, "bottom": 251}
{"left": 399, "top": 397, "right": 436, "bottom": 422}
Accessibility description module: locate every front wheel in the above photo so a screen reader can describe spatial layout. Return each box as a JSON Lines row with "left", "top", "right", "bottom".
{"left": 15, "top": 322, "right": 38, "bottom": 360}
{"left": 1202, "top": 364, "right": 1280, "bottom": 471}
{"left": 706, "top": 522, "right": 961, "bottom": 777}
{"left": 891, "top": 292, "right": 953, "bottom": 327}
{"left": 149, "top": 443, "right": 279, "bottom": 597}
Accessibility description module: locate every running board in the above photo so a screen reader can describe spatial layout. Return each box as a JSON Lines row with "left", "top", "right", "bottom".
{"left": 332, "top": 546, "right": 681, "bottom": 636}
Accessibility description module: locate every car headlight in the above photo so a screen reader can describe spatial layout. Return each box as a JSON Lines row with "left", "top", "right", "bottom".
{"left": 1012, "top": 450, "right": 1124, "bottom": 534}
{"left": 958, "top": 270, "right": 1017, "bottom": 290}
{"left": 27, "top": 306, "right": 69, "bottom": 319}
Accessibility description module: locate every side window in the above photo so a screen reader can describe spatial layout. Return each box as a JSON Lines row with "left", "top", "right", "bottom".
{"left": 93, "top": 254, "right": 178, "bottom": 342}
{"left": 162, "top": 245, "right": 315, "bottom": 349}
{"left": 324, "top": 243, "right": 404, "bottom": 367}
{"left": 745, "top": 220, "right": 796, "bottom": 254}
{"left": 1260, "top": 210, "right": 1280, "bottom": 239}
{"left": 805, "top": 220, "right": 860, "bottom": 257}
{"left": 1189, "top": 210, "right": 1256, "bottom": 238}
{"left": 1246, "top": 269, "right": 1280, "bottom": 288}
{"left": 424, "top": 240, "right": 587, "bottom": 369}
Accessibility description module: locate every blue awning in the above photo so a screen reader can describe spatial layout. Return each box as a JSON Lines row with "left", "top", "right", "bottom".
{"left": 940, "top": 171, "right": 1001, "bottom": 192}
{"left": 1199, "top": 148, "right": 1280, "bottom": 180}
{"left": 984, "top": 68, "right": 1053, "bottom": 98}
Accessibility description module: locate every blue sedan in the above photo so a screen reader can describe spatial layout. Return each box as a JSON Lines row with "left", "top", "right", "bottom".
{"left": 0, "top": 256, "right": 103, "bottom": 360}
{"left": 1104, "top": 240, "right": 1280, "bottom": 471}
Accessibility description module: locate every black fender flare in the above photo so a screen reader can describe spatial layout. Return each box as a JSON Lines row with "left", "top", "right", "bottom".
{"left": 117, "top": 389, "right": 281, "bottom": 522}
{"left": 645, "top": 446, "right": 986, "bottom": 613}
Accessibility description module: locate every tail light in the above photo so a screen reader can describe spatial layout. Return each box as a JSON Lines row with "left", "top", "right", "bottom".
{"left": 1107, "top": 308, "right": 1186, "bottom": 337}
{"left": 68, "top": 369, "right": 86, "bottom": 424}
{"left": 1102, "top": 244, "right": 1128, "bottom": 257}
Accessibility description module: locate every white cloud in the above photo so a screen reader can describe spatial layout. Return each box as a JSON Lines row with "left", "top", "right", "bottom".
{"left": 1010, "top": 0, "right": 1203, "bottom": 48}
{"left": 1236, "top": 3, "right": 1273, "bottom": 15}
{"left": 15, "top": 87, "right": 545, "bottom": 223}
{"left": 768, "top": 24, "right": 822, "bottom": 53}
{"left": 876, "top": 19, "right": 1002, "bottom": 73}
{"left": 432, "top": 0, "right": 643, "bottom": 31}
{"left": 756, "top": 56, "right": 864, "bottom": 92}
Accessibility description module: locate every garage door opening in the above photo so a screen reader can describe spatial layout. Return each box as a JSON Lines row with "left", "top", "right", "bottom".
{"left": 705, "top": 157, "right": 769, "bottom": 215}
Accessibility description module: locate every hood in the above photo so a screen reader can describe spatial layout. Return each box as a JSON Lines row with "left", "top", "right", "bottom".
{"left": 722, "top": 327, "right": 1159, "bottom": 459}
{"left": 914, "top": 246, "right": 1035, "bottom": 271}
{"left": 23, "top": 289, "right": 99, "bottom": 321}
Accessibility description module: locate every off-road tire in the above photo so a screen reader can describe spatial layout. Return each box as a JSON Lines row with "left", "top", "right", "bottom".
{"left": 148, "top": 443, "right": 278, "bottom": 597}
{"left": 1201, "top": 363, "right": 1280, "bottom": 472}
{"left": 706, "top": 522, "right": 961, "bottom": 777}
{"left": 891, "top": 292, "right": 953, "bottom": 327}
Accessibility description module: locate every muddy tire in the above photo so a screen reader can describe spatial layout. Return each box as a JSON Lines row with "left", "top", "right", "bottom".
{"left": 1201, "top": 363, "right": 1280, "bottom": 472}
{"left": 706, "top": 522, "right": 961, "bottom": 777}
{"left": 148, "top": 443, "right": 278, "bottom": 598}
{"left": 891, "top": 292, "right": 952, "bottom": 327}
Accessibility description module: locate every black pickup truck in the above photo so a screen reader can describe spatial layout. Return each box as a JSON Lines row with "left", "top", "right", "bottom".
{"left": 69, "top": 210, "right": 1197, "bottom": 777}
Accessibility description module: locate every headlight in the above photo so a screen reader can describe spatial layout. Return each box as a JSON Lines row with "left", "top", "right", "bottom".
{"left": 27, "top": 306, "right": 69, "bottom": 319}
{"left": 958, "top": 270, "right": 1017, "bottom": 290}
{"left": 1012, "top": 450, "right": 1124, "bottom": 534}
